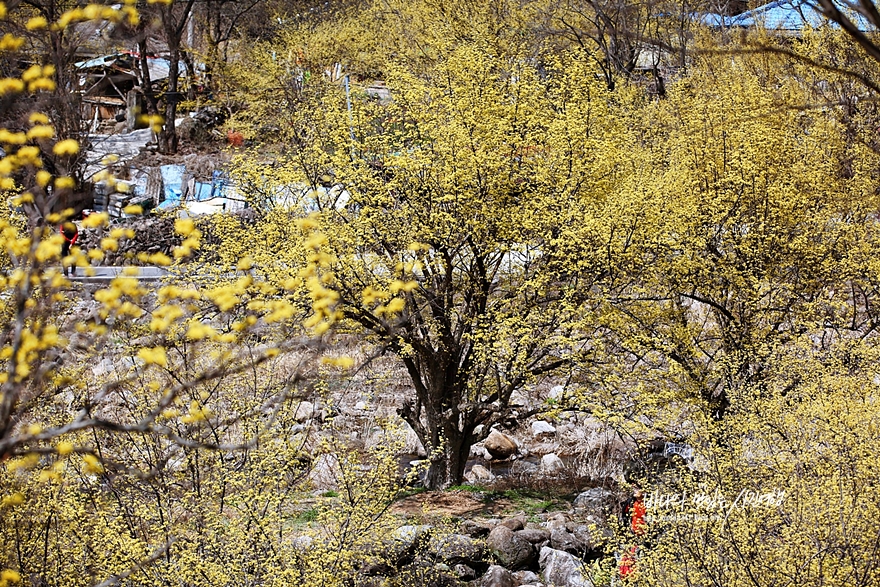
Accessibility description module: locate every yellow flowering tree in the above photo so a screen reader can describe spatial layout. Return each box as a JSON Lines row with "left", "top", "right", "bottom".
{"left": 0, "top": 4, "right": 402, "bottom": 586}
{"left": 224, "top": 24, "right": 648, "bottom": 488}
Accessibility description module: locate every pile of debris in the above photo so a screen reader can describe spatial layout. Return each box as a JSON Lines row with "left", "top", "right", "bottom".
{"left": 78, "top": 215, "right": 182, "bottom": 266}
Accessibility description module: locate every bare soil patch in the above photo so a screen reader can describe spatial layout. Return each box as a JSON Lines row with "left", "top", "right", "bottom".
{"left": 392, "top": 490, "right": 513, "bottom": 518}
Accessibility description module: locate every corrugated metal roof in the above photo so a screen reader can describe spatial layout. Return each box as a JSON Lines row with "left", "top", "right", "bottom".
{"left": 723, "top": 0, "right": 874, "bottom": 31}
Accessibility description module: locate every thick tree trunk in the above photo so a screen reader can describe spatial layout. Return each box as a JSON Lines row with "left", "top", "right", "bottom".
{"left": 422, "top": 425, "right": 471, "bottom": 490}
{"left": 399, "top": 376, "right": 479, "bottom": 490}
{"left": 158, "top": 45, "right": 180, "bottom": 155}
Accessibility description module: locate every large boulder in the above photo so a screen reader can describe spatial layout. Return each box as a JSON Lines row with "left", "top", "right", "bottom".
{"left": 466, "top": 464, "right": 495, "bottom": 483}
{"left": 550, "top": 527, "right": 585, "bottom": 554}
{"left": 532, "top": 420, "right": 557, "bottom": 437}
{"left": 487, "top": 525, "right": 537, "bottom": 570}
{"left": 294, "top": 401, "right": 315, "bottom": 422}
{"left": 308, "top": 454, "right": 341, "bottom": 490}
{"left": 568, "top": 524, "right": 602, "bottom": 554}
{"left": 516, "top": 570, "right": 541, "bottom": 585}
{"left": 460, "top": 520, "right": 491, "bottom": 538}
{"left": 545, "top": 513, "right": 568, "bottom": 532}
{"left": 485, "top": 430, "right": 518, "bottom": 460}
{"left": 541, "top": 453, "right": 566, "bottom": 474}
{"left": 516, "top": 528, "right": 550, "bottom": 544}
{"left": 539, "top": 547, "right": 593, "bottom": 587}
{"left": 481, "top": 565, "right": 518, "bottom": 587}
{"left": 386, "top": 524, "right": 434, "bottom": 565}
{"left": 427, "top": 533, "right": 486, "bottom": 566}
{"left": 573, "top": 487, "right": 615, "bottom": 520}
{"left": 499, "top": 516, "right": 526, "bottom": 531}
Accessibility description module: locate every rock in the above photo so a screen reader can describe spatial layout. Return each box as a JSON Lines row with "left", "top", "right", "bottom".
{"left": 516, "top": 570, "right": 541, "bottom": 584}
{"left": 499, "top": 517, "right": 525, "bottom": 531}
{"left": 428, "top": 534, "right": 486, "bottom": 565}
{"left": 308, "top": 454, "right": 341, "bottom": 490}
{"left": 360, "top": 561, "right": 395, "bottom": 576}
{"left": 91, "top": 358, "right": 114, "bottom": 377}
{"left": 532, "top": 421, "right": 556, "bottom": 436}
{"left": 550, "top": 527, "right": 585, "bottom": 554}
{"left": 539, "top": 547, "right": 593, "bottom": 587}
{"left": 405, "top": 423, "right": 427, "bottom": 457}
{"left": 460, "top": 520, "right": 491, "bottom": 538}
{"left": 485, "top": 430, "right": 518, "bottom": 460}
{"left": 471, "top": 444, "right": 492, "bottom": 460}
{"left": 481, "top": 565, "right": 518, "bottom": 587}
{"left": 487, "top": 525, "right": 537, "bottom": 570}
{"left": 354, "top": 400, "right": 369, "bottom": 411}
{"left": 466, "top": 464, "right": 495, "bottom": 483}
{"left": 568, "top": 524, "right": 601, "bottom": 554}
{"left": 510, "top": 460, "right": 539, "bottom": 476}
{"left": 517, "top": 528, "right": 550, "bottom": 544}
{"left": 545, "top": 513, "right": 568, "bottom": 532}
{"left": 548, "top": 385, "right": 565, "bottom": 400}
{"left": 387, "top": 525, "right": 434, "bottom": 565}
{"left": 454, "top": 564, "right": 478, "bottom": 580}
{"left": 292, "top": 535, "right": 313, "bottom": 551}
{"left": 176, "top": 116, "right": 205, "bottom": 141}
{"left": 572, "top": 487, "right": 615, "bottom": 520}
{"left": 540, "top": 453, "right": 565, "bottom": 474}
{"left": 294, "top": 401, "right": 315, "bottom": 422}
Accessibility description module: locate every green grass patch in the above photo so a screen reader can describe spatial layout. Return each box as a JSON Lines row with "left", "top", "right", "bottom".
{"left": 396, "top": 486, "right": 428, "bottom": 499}
{"left": 448, "top": 483, "right": 487, "bottom": 492}
{"left": 294, "top": 507, "right": 319, "bottom": 523}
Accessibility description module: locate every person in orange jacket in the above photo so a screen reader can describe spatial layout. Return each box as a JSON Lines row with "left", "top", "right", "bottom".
{"left": 60, "top": 221, "right": 78, "bottom": 276}
{"left": 618, "top": 486, "right": 647, "bottom": 580}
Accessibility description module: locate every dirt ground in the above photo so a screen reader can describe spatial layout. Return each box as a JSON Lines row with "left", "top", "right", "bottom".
{"left": 391, "top": 490, "right": 514, "bottom": 518}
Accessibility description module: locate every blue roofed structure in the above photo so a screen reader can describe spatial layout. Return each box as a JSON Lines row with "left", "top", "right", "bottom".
{"left": 709, "top": 0, "right": 875, "bottom": 31}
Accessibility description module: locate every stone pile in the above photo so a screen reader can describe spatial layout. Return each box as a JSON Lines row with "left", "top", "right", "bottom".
{"left": 301, "top": 487, "right": 621, "bottom": 587}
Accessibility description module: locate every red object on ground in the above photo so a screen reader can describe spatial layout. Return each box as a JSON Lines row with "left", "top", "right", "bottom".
{"left": 619, "top": 545, "right": 638, "bottom": 578}
{"left": 227, "top": 130, "right": 244, "bottom": 147}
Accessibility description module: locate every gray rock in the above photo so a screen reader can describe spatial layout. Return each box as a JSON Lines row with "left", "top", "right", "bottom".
{"left": 487, "top": 525, "right": 537, "bottom": 570}
{"left": 428, "top": 533, "right": 486, "bottom": 565}
{"left": 308, "top": 454, "right": 341, "bottom": 490}
{"left": 91, "top": 357, "right": 114, "bottom": 377}
{"left": 292, "top": 535, "right": 313, "bottom": 551}
{"left": 294, "top": 401, "right": 315, "bottom": 422}
{"left": 516, "top": 570, "right": 541, "bottom": 584}
{"left": 568, "top": 524, "right": 601, "bottom": 554}
{"left": 482, "top": 565, "right": 518, "bottom": 587}
{"left": 532, "top": 421, "right": 556, "bottom": 436}
{"left": 572, "top": 487, "right": 615, "bottom": 520}
{"left": 460, "top": 520, "right": 491, "bottom": 538}
{"left": 387, "top": 524, "right": 433, "bottom": 563}
{"left": 500, "top": 517, "right": 526, "bottom": 531}
{"left": 454, "top": 564, "right": 478, "bottom": 580}
{"left": 467, "top": 464, "right": 495, "bottom": 483}
{"left": 545, "top": 513, "right": 568, "bottom": 532}
{"left": 516, "top": 528, "right": 550, "bottom": 544}
{"left": 539, "top": 547, "right": 593, "bottom": 587}
{"left": 550, "top": 527, "right": 585, "bottom": 554}
{"left": 510, "top": 460, "right": 539, "bottom": 475}
{"left": 485, "top": 430, "right": 518, "bottom": 460}
{"left": 541, "top": 453, "right": 565, "bottom": 474}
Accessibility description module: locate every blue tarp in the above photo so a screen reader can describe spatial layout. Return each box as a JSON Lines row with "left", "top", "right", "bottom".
{"left": 713, "top": 0, "right": 875, "bottom": 31}
{"left": 158, "top": 164, "right": 185, "bottom": 209}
